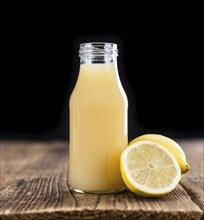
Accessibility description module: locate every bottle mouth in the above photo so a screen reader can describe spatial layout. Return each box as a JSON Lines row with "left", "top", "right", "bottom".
{"left": 79, "top": 42, "right": 118, "bottom": 57}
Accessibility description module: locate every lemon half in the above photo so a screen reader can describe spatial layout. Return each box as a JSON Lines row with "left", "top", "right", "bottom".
{"left": 129, "top": 134, "right": 190, "bottom": 174}
{"left": 120, "top": 140, "right": 181, "bottom": 197}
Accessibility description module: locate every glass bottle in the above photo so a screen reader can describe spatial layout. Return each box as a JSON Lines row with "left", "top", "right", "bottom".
{"left": 69, "top": 42, "right": 128, "bottom": 193}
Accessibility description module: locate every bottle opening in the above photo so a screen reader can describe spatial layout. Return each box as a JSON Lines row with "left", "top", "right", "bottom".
{"left": 79, "top": 42, "right": 118, "bottom": 64}
{"left": 79, "top": 42, "right": 118, "bottom": 56}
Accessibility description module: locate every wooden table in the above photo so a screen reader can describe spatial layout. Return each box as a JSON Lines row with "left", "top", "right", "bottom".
{"left": 0, "top": 139, "right": 203, "bottom": 220}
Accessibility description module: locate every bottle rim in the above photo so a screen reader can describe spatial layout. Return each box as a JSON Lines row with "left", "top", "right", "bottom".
{"left": 79, "top": 42, "right": 118, "bottom": 56}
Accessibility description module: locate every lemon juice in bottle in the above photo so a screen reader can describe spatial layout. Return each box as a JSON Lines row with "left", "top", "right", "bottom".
{"left": 69, "top": 42, "right": 128, "bottom": 193}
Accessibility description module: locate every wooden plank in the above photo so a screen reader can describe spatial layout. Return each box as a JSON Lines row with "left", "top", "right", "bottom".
{"left": 0, "top": 140, "right": 203, "bottom": 220}
{"left": 178, "top": 139, "right": 204, "bottom": 212}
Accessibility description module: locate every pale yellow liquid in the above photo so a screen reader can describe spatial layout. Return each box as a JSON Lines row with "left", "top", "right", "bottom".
{"left": 69, "top": 63, "right": 128, "bottom": 193}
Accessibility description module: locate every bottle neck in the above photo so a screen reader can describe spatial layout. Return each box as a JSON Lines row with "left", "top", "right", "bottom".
{"left": 80, "top": 55, "right": 117, "bottom": 65}
{"left": 79, "top": 42, "right": 118, "bottom": 65}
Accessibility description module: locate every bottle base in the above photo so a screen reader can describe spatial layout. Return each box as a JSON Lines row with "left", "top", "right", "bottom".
{"left": 71, "top": 187, "right": 126, "bottom": 194}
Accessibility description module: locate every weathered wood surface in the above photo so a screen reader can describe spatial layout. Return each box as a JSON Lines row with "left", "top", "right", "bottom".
{"left": 0, "top": 139, "right": 203, "bottom": 220}
{"left": 179, "top": 139, "right": 204, "bottom": 212}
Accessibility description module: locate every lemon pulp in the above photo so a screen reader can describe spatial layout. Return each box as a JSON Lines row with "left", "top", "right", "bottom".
{"left": 129, "top": 134, "right": 190, "bottom": 174}
{"left": 120, "top": 140, "right": 181, "bottom": 197}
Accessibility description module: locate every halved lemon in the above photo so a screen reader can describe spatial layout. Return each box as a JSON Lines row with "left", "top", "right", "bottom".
{"left": 129, "top": 134, "right": 190, "bottom": 174}
{"left": 120, "top": 140, "right": 181, "bottom": 197}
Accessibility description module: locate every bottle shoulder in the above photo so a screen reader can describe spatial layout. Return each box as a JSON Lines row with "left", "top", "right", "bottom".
{"left": 69, "top": 86, "right": 128, "bottom": 108}
{"left": 69, "top": 63, "right": 128, "bottom": 106}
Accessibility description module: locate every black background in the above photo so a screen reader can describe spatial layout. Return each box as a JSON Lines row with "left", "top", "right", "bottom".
{"left": 1, "top": 4, "right": 203, "bottom": 140}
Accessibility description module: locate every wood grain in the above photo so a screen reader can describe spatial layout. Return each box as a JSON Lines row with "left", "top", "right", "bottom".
{"left": 0, "top": 140, "right": 203, "bottom": 220}
{"left": 179, "top": 139, "right": 204, "bottom": 212}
